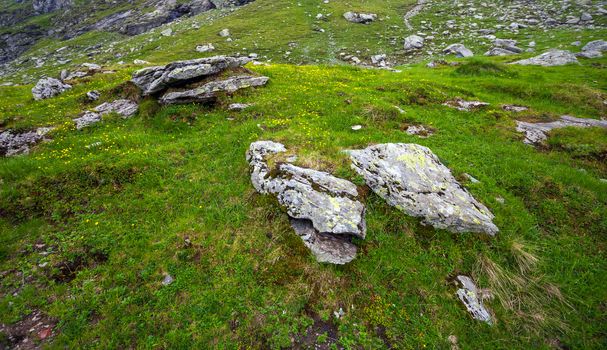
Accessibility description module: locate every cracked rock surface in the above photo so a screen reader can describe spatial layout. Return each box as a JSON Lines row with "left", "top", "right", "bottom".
{"left": 347, "top": 143, "right": 498, "bottom": 235}
{"left": 247, "top": 141, "right": 366, "bottom": 264}
{"left": 516, "top": 115, "right": 607, "bottom": 145}
{"left": 131, "top": 56, "right": 252, "bottom": 95}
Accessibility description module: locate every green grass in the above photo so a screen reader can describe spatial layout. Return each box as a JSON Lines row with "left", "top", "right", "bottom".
{"left": 1, "top": 58, "right": 606, "bottom": 348}
{"left": 1, "top": 0, "right": 607, "bottom": 348}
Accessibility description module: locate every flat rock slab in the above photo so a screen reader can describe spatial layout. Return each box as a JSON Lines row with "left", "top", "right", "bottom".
{"left": 343, "top": 12, "right": 377, "bottom": 24}
{"left": 456, "top": 275, "right": 493, "bottom": 324}
{"left": 160, "top": 75, "right": 268, "bottom": 105}
{"left": 32, "top": 77, "right": 71, "bottom": 100}
{"left": 247, "top": 141, "right": 366, "bottom": 264}
{"left": 131, "top": 55, "right": 252, "bottom": 95}
{"left": 444, "top": 99, "right": 489, "bottom": 111}
{"left": 516, "top": 115, "right": 607, "bottom": 145}
{"left": 511, "top": 50, "right": 578, "bottom": 66}
{"left": 502, "top": 104, "right": 529, "bottom": 113}
{"left": 347, "top": 143, "right": 498, "bottom": 235}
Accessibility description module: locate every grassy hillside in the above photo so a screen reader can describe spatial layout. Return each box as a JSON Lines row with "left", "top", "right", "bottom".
{"left": 1, "top": 0, "right": 607, "bottom": 349}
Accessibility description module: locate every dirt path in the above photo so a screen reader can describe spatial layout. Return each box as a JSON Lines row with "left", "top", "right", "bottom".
{"left": 403, "top": 0, "right": 429, "bottom": 30}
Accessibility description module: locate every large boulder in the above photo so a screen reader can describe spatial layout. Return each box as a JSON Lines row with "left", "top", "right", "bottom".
{"left": 516, "top": 115, "right": 607, "bottom": 145}
{"left": 343, "top": 11, "right": 377, "bottom": 24}
{"left": 247, "top": 141, "right": 366, "bottom": 264}
{"left": 347, "top": 143, "right": 498, "bottom": 235}
{"left": 443, "top": 44, "right": 473, "bottom": 58}
{"left": 159, "top": 75, "right": 268, "bottom": 105}
{"left": 131, "top": 56, "right": 252, "bottom": 95}
{"left": 404, "top": 35, "right": 424, "bottom": 51}
{"left": 32, "top": 77, "right": 71, "bottom": 100}
{"left": 511, "top": 50, "right": 578, "bottom": 66}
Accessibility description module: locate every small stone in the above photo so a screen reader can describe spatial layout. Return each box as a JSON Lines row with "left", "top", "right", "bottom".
{"left": 162, "top": 274, "right": 174, "bottom": 286}
{"left": 351, "top": 125, "right": 362, "bottom": 131}
{"left": 86, "top": 90, "right": 100, "bottom": 101}
{"left": 219, "top": 28, "right": 231, "bottom": 37}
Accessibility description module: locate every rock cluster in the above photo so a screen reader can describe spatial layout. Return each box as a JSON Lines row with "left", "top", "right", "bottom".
{"left": 516, "top": 115, "right": 607, "bottom": 145}
{"left": 347, "top": 144, "right": 498, "bottom": 235}
{"left": 247, "top": 141, "right": 366, "bottom": 264}
{"left": 32, "top": 77, "right": 71, "bottom": 100}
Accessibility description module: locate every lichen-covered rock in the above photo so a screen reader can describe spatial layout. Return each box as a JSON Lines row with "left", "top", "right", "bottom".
{"left": 0, "top": 127, "right": 53, "bottom": 157}
{"left": 32, "top": 77, "right": 71, "bottom": 100}
{"left": 343, "top": 12, "right": 377, "bottom": 24}
{"left": 73, "top": 111, "right": 102, "bottom": 130}
{"left": 246, "top": 141, "right": 366, "bottom": 264}
{"left": 443, "top": 44, "right": 473, "bottom": 58}
{"left": 456, "top": 275, "right": 493, "bottom": 324}
{"left": 582, "top": 40, "right": 607, "bottom": 53}
{"left": 131, "top": 56, "right": 252, "bottom": 95}
{"left": 159, "top": 75, "right": 268, "bottom": 105}
{"left": 511, "top": 50, "right": 578, "bottom": 66}
{"left": 347, "top": 143, "right": 498, "bottom": 235}
{"left": 516, "top": 115, "right": 607, "bottom": 145}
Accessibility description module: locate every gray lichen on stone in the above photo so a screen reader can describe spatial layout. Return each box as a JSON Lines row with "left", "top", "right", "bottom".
{"left": 347, "top": 143, "right": 498, "bottom": 235}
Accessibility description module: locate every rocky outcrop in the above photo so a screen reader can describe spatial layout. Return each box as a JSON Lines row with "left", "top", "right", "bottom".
{"left": 32, "top": 77, "right": 71, "bottom": 100}
{"left": 347, "top": 143, "right": 498, "bottom": 235}
{"left": 443, "top": 44, "right": 473, "bottom": 58}
{"left": 456, "top": 275, "right": 493, "bottom": 324}
{"left": 73, "top": 100, "right": 138, "bottom": 129}
{"left": 159, "top": 75, "right": 268, "bottom": 105}
{"left": 131, "top": 56, "right": 252, "bottom": 95}
{"left": 343, "top": 12, "right": 377, "bottom": 24}
{"left": 0, "top": 28, "right": 45, "bottom": 64}
{"left": 0, "top": 127, "right": 53, "bottom": 157}
{"left": 33, "top": 0, "right": 73, "bottom": 14}
{"left": 247, "top": 141, "right": 366, "bottom": 264}
{"left": 516, "top": 115, "right": 607, "bottom": 145}
{"left": 512, "top": 50, "right": 578, "bottom": 66}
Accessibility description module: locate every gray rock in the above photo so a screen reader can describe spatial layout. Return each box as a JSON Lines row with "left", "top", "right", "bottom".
{"left": 246, "top": 141, "right": 366, "bottom": 264}
{"left": 404, "top": 35, "right": 424, "bottom": 51}
{"left": 94, "top": 99, "right": 138, "bottom": 118}
{"left": 32, "top": 77, "right": 71, "bottom": 100}
{"left": 73, "top": 111, "right": 102, "bottom": 130}
{"left": 443, "top": 44, "right": 473, "bottom": 58}
{"left": 456, "top": 275, "right": 493, "bottom": 324}
{"left": 502, "top": 104, "right": 528, "bottom": 112}
{"left": 196, "top": 43, "right": 215, "bottom": 53}
{"left": 493, "top": 38, "right": 517, "bottom": 48}
{"left": 576, "top": 50, "right": 603, "bottom": 59}
{"left": 484, "top": 47, "right": 519, "bottom": 56}
{"left": 347, "top": 143, "right": 498, "bottom": 235}
{"left": 516, "top": 115, "right": 607, "bottom": 145}
{"left": 405, "top": 125, "right": 433, "bottom": 137}
{"left": 582, "top": 40, "right": 607, "bottom": 52}
{"left": 86, "top": 90, "right": 100, "bottom": 101}
{"left": 131, "top": 56, "right": 252, "bottom": 95}
{"left": 343, "top": 11, "right": 377, "bottom": 24}
{"left": 511, "top": 50, "right": 578, "bottom": 66}
{"left": 444, "top": 99, "right": 489, "bottom": 111}
{"left": 228, "top": 103, "right": 253, "bottom": 111}
{"left": 159, "top": 75, "right": 268, "bottom": 105}
{"left": 290, "top": 218, "right": 358, "bottom": 265}
{"left": 219, "top": 28, "right": 231, "bottom": 37}
{"left": 162, "top": 274, "right": 174, "bottom": 286}
{"left": 0, "top": 127, "right": 53, "bottom": 157}
{"left": 33, "top": 0, "right": 72, "bottom": 13}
